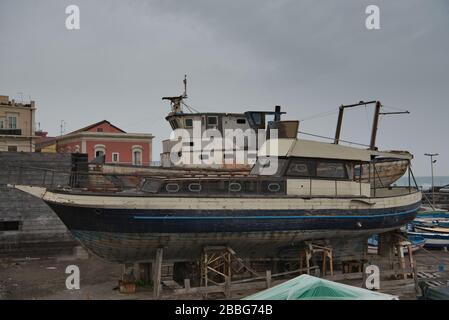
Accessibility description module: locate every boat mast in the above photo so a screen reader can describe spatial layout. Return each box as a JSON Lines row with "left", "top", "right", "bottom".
{"left": 163, "top": 75, "right": 188, "bottom": 114}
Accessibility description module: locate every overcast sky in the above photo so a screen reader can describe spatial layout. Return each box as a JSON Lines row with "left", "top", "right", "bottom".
{"left": 1, "top": 0, "right": 448, "bottom": 175}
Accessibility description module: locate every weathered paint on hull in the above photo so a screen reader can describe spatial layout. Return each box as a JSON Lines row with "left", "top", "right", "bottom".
{"left": 45, "top": 201, "right": 420, "bottom": 263}
{"left": 13, "top": 185, "right": 421, "bottom": 263}
{"left": 71, "top": 228, "right": 401, "bottom": 263}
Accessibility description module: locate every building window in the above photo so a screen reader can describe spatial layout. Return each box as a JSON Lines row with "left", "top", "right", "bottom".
{"left": 8, "top": 146, "right": 17, "bottom": 152}
{"left": 112, "top": 152, "right": 119, "bottom": 163}
{"left": 8, "top": 115, "right": 17, "bottom": 129}
{"left": 185, "top": 118, "right": 193, "bottom": 128}
{"left": 132, "top": 145, "right": 143, "bottom": 166}
{"left": 94, "top": 144, "right": 106, "bottom": 159}
{"left": 0, "top": 118, "right": 5, "bottom": 129}
{"left": 97, "top": 128, "right": 103, "bottom": 132}
{"left": 133, "top": 151, "right": 142, "bottom": 165}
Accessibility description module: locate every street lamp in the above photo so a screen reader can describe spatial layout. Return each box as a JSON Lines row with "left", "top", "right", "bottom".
{"left": 424, "top": 153, "right": 439, "bottom": 208}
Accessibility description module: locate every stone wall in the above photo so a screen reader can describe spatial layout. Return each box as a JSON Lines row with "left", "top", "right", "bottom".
{"left": 0, "top": 152, "right": 78, "bottom": 257}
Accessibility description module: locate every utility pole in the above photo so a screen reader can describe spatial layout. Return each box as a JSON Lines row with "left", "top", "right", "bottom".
{"left": 424, "top": 153, "right": 439, "bottom": 207}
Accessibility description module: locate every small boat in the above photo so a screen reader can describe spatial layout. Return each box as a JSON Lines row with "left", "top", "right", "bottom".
{"left": 416, "top": 207, "right": 449, "bottom": 219}
{"left": 407, "top": 231, "right": 449, "bottom": 249}
{"left": 367, "top": 235, "right": 426, "bottom": 255}
{"left": 414, "top": 225, "right": 449, "bottom": 234}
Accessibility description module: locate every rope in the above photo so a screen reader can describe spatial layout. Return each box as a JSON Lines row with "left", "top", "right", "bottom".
{"left": 298, "top": 131, "right": 371, "bottom": 148}
{"left": 182, "top": 101, "right": 200, "bottom": 113}
{"left": 298, "top": 107, "right": 339, "bottom": 122}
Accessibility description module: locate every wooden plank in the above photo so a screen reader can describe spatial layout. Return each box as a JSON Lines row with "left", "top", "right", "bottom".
{"left": 153, "top": 248, "right": 163, "bottom": 298}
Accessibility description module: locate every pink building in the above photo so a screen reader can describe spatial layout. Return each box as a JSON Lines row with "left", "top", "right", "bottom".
{"left": 56, "top": 120, "right": 153, "bottom": 166}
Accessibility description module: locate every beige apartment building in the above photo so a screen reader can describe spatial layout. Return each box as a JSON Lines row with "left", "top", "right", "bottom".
{"left": 0, "top": 95, "right": 37, "bottom": 152}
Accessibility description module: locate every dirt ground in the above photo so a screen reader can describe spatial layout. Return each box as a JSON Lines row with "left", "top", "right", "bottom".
{"left": 1, "top": 249, "right": 448, "bottom": 300}
{"left": 0, "top": 254, "right": 126, "bottom": 300}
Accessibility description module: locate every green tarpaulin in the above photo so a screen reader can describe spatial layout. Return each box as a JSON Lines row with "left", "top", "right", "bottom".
{"left": 420, "top": 282, "right": 449, "bottom": 300}
{"left": 243, "top": 275, "right": 397, "bottom": 300}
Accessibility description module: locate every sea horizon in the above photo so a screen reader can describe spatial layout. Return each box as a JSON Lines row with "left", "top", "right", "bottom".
{"left": 395, "top": 175, "right": 449, "bottom": 189}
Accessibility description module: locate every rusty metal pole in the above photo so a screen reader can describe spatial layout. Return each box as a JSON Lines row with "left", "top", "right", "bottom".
{"left": 369, "top": 101, "right": 381, "bottom": 150}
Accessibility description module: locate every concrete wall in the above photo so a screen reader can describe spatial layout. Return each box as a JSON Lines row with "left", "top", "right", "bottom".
{"left": 0, "top": 152, "right": 78, "bottom": 257}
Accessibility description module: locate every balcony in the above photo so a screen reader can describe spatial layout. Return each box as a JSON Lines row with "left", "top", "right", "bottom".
{"left": 0, "top": 129, "right": 22, "bottom": 136}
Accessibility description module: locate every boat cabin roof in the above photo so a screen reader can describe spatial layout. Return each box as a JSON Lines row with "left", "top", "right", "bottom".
{"left": 258, "top": 138, "right": 413, "bottom": 162}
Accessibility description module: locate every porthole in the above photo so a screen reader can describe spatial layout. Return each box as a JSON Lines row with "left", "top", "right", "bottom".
{"left": 166, "top": 183, "right": 180, "bottom": 193}
{"left": 188, "top": 183, "right": 202, "bottom": 192}
{"left": 229, "top": 182, "right": 242, "bottom": 192}
{"left": 267, "top": 183, "right": 281, "bottom": 192}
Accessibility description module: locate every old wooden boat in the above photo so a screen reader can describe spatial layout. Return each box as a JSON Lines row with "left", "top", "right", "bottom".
{"left": 13, "top": 130, "right": 421, "bottom": 263}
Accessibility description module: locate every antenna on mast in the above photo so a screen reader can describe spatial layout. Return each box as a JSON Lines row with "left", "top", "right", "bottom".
{"left": 183, "top": 74, "right": 187, "bottom": 98}
{"left": 162, "top": 75, "right": 189, "bottom": 114}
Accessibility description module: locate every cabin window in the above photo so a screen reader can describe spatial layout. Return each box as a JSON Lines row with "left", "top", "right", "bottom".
{"left": 185, "top": 118, "right": 193, "bottom": 128}
{"left": 250, "top": 158, "right": 287, "bottom": 177}
{"left": 316, "top": 161, "right": 347, "bottom": 179}
{"left": 286, "top": 159, "right": 313, "bottom": 177}
{"left": 207, "top": 116, "right": 218, "bottom": 127}
{"left": 141, "top": 179, "right": 161, "bottom": 193}
{"left": 267, "top": 183, "right": 281, "bottom": 192}
{"left": 249, "top": 113, "right": 263, "bottom": 126}
{"left": 236, "top": 118, "right": 246, "bottom": 124}
{"left": 169, "top": 119, "right": 179, "bottom": 130}
{"left": 188, "top": 183, "right": 202, "bottom": 192}
{"left": 354, "top": 165, "right": 362, "bottom": 177}
{"left": 166, "top": 183, "right": 180, "bottom": 193}
{"left": 229, "top": 182, "right": 242, "bottom": 192}
{"left": 262, "top": 181, "right": 285, "bottom": 194}
{"left": 0, "top": 221, "right": 21, "bottom": 231}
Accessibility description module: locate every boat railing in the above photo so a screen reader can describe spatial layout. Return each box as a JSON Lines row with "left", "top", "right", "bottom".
{"left": 3, "top": 165, "right": 420, "bottom": 198}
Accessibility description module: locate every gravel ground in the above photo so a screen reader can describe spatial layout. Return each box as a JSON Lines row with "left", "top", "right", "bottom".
{"left": 1, "top": 249, "right": 448, "bottom": 300}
